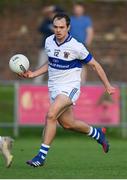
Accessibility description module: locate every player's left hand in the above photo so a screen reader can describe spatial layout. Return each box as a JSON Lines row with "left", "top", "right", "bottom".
{"left": 18, "top": 70, "right": 34, "bottom": 78}
{"left": 106, "top": 86, "right": 115, "bottom": 95}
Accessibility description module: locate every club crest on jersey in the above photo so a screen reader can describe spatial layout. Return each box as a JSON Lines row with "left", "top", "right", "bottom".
{"left": 64, "top": 52, "right": 70, "bottom": 58}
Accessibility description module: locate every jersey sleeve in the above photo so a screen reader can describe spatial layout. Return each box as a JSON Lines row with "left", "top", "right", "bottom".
{"left": 44, "top": 38, "right": 47, "bottom": 49}
{"left": 44, "top": 38, "right": 49, "bottom": 55}
{"left": 78, "top": 43, "right": 93, "bottom": 64}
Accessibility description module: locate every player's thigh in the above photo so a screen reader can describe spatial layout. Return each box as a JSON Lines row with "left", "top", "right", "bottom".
{"left": 58, "top": 106, "right": 74, "bottom": 127}
{"left": 47, "top": 94, "right": 73, "bottom": 120}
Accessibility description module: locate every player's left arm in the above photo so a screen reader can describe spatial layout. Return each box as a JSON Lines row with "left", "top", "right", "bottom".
{"left": 87, "top": 58, "right": 115, "bottom": 95}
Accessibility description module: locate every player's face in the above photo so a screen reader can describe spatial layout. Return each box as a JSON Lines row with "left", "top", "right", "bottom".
{"left": 53, "top": 18, "right": 70, "bottom": 42}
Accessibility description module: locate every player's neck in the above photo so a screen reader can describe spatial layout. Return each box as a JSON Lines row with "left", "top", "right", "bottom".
{"left": 56, "top": 34, "right": 69, "bottom": 45}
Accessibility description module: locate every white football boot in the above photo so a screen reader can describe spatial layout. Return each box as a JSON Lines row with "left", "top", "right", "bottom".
{"left": 0, "top": 137, "right": 14, "bottom": 167}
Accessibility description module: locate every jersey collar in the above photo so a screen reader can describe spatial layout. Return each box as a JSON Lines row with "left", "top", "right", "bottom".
{"left": 53, "top": 33, "right": 72, "bottom": 47}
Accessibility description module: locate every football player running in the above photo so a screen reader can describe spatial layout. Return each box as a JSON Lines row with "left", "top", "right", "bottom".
{"left": 20, "top": 13, "right": 115, "bottom": 167}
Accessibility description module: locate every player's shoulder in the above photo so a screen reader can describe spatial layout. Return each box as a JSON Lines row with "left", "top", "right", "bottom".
{"left": 45, "top": 34, "right": 55, "bottom": 44}
{"left": 71, "top": 37, "right": 81, "bottom": 44}
{"left": 71, "top": 37, "right": 85, "bottom": 49}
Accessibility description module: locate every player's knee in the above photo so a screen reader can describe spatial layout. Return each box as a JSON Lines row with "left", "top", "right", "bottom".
{"left": 62, "top": 124, "right": 71, "bottom": 130}
{"left": 62, "top": 121, "right": 75, "bottom": 130}
{"left": 46, "top": 111, "right": 56, "bottom": 121}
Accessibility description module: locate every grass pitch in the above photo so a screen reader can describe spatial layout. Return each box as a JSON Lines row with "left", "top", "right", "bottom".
{"left": 0, "top": 85, "right": 127, "bottom": 178}
{"left": 0, "top": 135, "right": 127, "bottom": 179}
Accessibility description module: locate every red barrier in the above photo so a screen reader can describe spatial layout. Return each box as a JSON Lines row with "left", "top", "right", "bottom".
{"left": 18, "top": 85, "right": 120, "bottom": 125}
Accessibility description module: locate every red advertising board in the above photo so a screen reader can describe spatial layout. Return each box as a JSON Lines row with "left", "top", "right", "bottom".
{"left": 18, "top": 85, "right": 120, "bottom": 125}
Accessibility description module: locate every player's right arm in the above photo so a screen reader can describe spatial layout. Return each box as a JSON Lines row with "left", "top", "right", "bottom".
{"left": 19, "top": 63, "right": 48, "bottom": 78}
{"left": 87, "top": 58, "right": 115, "bottom": 95}
{"left": 77, "top": 42, "right": 115, "bottom": 95}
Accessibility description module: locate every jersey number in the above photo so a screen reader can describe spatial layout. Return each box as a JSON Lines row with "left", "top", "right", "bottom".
{"left": 54, "top": 50, "right": 60, "bottom": 57}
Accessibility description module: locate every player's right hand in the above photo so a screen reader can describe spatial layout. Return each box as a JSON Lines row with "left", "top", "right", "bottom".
{"left": 18, "top": 70, "right": 34, "bottom": 78}
{"left": 106, "top": 85, "right": 115, "bottom": 95}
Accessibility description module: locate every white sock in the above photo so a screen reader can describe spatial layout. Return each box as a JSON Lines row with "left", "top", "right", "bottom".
{"left": 0, "top": 136, "right": 2, "bottom": 142}
{"left": 41, "top": 143, "right": 50, "bottom": 148}
{"left": 88, "top": 127, "right": 100, "bottom": 141}
{"left": 88, "top": 126, "right": 93, "bottom": 136}
{"left": 39, "top": 143, "right": 50, "bottom": 160}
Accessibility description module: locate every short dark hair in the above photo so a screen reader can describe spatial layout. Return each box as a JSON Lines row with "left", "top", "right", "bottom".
{"left": 53, "top": 13, "right": 70, "bottom": 27}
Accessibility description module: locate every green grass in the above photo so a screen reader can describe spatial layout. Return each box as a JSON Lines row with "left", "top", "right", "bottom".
{"left": 0, "top": 85, "right": 127, "bottom": 178}
{"left": 0, "top": 135, "right": 127, "bottom": 179}
{"left": 0, "top": 85, "right": 14, "bottom": 123}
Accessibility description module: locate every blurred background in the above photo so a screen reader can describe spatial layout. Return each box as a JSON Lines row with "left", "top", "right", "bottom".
{"left": 0, "top": 0, "right": 127, "bottom": 81}
{"left": 0, "top": 0, "right": 127, "bottom": 178}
